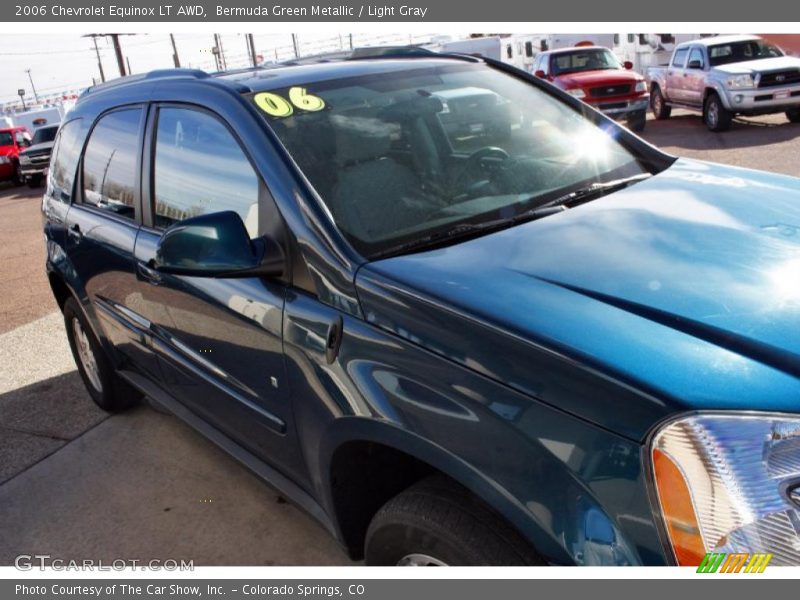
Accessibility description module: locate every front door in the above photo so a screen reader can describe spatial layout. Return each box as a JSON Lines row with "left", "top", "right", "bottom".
{"left": 131, "top": 105, "right": 307, "bottom": 483}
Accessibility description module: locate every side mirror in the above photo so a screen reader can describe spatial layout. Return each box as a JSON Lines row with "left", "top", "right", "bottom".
{"left": 688, "top": 59, "right": 703, "bottom": 69}
{"left": 534, "top": 69, "right": 546, "bottom": 78}
{"left": 623, "top": 61, "right": 634, "bottom": 70}
{"left": 154, "top": 211, "right": 284, "bottom": 278}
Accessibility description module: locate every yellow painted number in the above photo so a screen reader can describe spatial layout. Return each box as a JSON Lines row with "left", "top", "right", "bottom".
{"left": 288, "top": 87, "right": 326, "bottom": 112}
{"left": 254, "top": 88, "right": 326, "bottom": 118}
{"left": 254, "top": 92, "right": 294, "bottom": 118}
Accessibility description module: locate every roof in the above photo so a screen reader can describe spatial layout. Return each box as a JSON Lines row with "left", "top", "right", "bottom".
{"left": 678, "top": 34, "right": 761, "bottom": 48}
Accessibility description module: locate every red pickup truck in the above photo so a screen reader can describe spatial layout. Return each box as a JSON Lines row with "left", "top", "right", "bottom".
{"left": 532, "top": 46, "right": 650, "bottom": 132}
{"left": 0, "top": 126, "right": 32, "bottom": 185}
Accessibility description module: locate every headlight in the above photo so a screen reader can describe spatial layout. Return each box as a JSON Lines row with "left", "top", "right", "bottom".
{"left": 635, "top": 81, "right": 647, "bottom": 93}
{"left": 0, "top": 156, "right": 9, "bottom": 164}
{"left": 651, "top": 413, "right": 800, "bottom": 566}
{"left": 727, "top": 74, "right": 755, "bottom": 89}
{"left": 19, "top": 156, "right": 31, "bottom": 165}
{"left": 567, "top": 88, "right": 586, "bottom": 99}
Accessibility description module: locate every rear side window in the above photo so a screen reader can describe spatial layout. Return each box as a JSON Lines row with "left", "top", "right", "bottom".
{"left": 672, "top": 48, "right": 689, "bottom": 67}
{"left": 153, "top": 107, "right": 259, "bottom": 237}
{"left": 82, "top": 108, "right": 142, "bottom": 220}
{"left": 49, "top": 119, "right": 83, "bottom": 202}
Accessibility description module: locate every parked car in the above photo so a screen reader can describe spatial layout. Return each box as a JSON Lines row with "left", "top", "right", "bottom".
{"left": 532, "top": 46, "right": 649, "bottom": 131}
{"left": 646, "top": 34, "right": 800, "bottom": 131}
{"left": 0, "top": 126, "right": 31, "bottom": 184}
{"left": 44, "top": 55, "right": 800, "bottom": 567}
{"left": 18, "top": 124, "right": 59, "bottom": 187}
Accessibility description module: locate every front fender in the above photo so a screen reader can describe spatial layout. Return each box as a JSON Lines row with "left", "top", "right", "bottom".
{"left": 283, "top": 292, "right": 668, "bottom": 565}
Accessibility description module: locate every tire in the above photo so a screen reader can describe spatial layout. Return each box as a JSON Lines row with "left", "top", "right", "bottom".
{"left": 704, "top": 93, "right": 732, "bottom": 132}
{"left": 628, "top": 110, "right": 647, "bottom": 132}
{"left": 27, "top": 174, "right": 42, "bottom": 188}
{"left": 365, "top": 475, "right": 543, "bottom": 566}
{"left": 787, "top": 108, "right": 800, "bottom": 123}
{"left": 11, "top": 163, "right": 23, "bottom": 186}
{"left": 63, "top": 297, "right": 140, "bottom": 412}
{"left": 651, "top": 87, "right": 671, "bottom": 120}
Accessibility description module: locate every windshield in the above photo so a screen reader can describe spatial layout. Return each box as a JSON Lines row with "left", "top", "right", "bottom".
{"left": 31, "top": 126, "right": 58, "bottom": 145}
{"left": 550, "top": 49, "right": 622, "bottom": 75}
{"left": 0, "top": 132, "right": 13, "bottom": 146}
{"left": 258, "top": 62, "right": 652, "bottom": 258}
{"left": 708, "top": 40, "right": 783, "bottom": 66}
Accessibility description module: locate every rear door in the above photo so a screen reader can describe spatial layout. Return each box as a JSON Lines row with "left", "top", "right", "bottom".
{"left": 63, "top": 106, "right": 161, "bottom": 377}
{"left": 131, "top": 104, "right": 306, "bottom": 482}
{"left": 683, "top": 46, "right": 707, "bottom": 107}
{"left": 666, "top": 46, "right": 690, "bottom": 103}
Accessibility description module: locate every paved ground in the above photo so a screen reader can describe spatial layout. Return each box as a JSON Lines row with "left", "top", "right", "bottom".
{"left": 0, "top": 112, "right": 798, "bottom": 566}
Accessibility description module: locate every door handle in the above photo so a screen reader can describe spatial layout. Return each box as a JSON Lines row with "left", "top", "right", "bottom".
{"left": 137, "top": 260, "right": 162, "bottom": 286}
{"left": 68, "top": 223, "right": 82, "bottom": 242}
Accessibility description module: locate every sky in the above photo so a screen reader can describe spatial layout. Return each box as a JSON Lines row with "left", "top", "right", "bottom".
{"left": 0, "top": 32, "right": 444, "bottom": 106}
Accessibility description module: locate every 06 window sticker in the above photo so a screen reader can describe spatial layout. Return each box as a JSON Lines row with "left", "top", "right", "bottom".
{"left": 253, "top": 87, "right": 326, "bottom": 118}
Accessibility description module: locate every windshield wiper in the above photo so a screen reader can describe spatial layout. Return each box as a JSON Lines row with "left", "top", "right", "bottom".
{"left": 529, "top": 173, "right": 652, "bottom": 212}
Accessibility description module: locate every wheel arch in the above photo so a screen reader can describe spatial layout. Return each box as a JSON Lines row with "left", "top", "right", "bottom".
{"left": 317, "top": 417, "right": 572, "bottom": 564}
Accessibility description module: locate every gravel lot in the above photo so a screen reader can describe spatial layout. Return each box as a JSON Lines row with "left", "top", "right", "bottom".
{"left": 0, "top": 111, "right": 798, "bottom": 565}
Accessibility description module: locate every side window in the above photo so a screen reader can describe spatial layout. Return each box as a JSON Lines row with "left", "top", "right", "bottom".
{"left": 672, "top": 48, "right": 689, "bottom": 67}
{"left": 49, "top": 118, "right": 83, "bottom": 202}
{"left": 15, "top": 130, "right": 31, "bottom": 146}
{"left": 688, "top": 47, "right": 705, "bottom": 68}
{"left": 82, "top": 109, "right": 141, "bottom": 220}
{"left": 613, "top": 34, "right": 620, "bottom": 45}
{"left": 525, "top": 41, "right": 533, "bottom": 58}
{"left": 153, "top": 107, "right": 259, "bottom": 237}
{"left": 627, "top": 34, "right": 635, "bottom": 44}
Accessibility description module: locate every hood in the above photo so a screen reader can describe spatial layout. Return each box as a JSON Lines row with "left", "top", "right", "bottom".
{"left": 356, "top": 159, "right": 800, "bottom": 440}
{"left": 713, "top": 55, "right": 800, "bottom": 74}
{"left": 554, "top": 69, "right": 642, "bottom": 89}
{"left": 20, "top": 141, "right": 55, "bottom": 156}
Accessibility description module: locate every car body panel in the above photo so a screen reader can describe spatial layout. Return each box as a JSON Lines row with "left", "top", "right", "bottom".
{"left": 358, "top": 158, "right": 800, "bottom": 440}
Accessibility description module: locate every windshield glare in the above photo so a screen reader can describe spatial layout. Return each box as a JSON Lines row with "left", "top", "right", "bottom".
{"left": 551, "top": 49, "right": 623, "bottom": 75}
{"left": 261, "top": 63, "right": 650, "bottom": 258}
{"left": 32, "top": 126, "right": 58, "bottom": 145}
{"left": 708, "top": 40, "right": 783, "bottom": 66}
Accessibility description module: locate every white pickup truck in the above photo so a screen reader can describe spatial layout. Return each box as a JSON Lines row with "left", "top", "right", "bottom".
{"left": 646, "top": 34, "right": 800, "bottom": 131}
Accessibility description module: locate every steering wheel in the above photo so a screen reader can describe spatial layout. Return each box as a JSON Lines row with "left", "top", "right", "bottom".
{"left": 451, "top": 146, "right": 510, "bottom": 192}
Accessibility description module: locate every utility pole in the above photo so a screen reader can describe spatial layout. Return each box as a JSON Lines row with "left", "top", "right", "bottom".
{"left": 25, "top": 69, "right": 39, "bottom": 103}
{"left": 126, "top": 56, "right": 132, "bottom": 75}
{"left": 292, "top": 33, "right": 299, "bottom": 58}
{"left": 91, "top": 35, "right": 105, "bottom": 82}
{"left": 170, "top": 34, "right": 181, "bottom": 68}
{"left": 110, "top": 34, "right": 126, "bottom": 76}
{"left": 246, "top": 34, "right": 258, "bottom": 67}
{"left": 84, "top": 34, "right": 134, "bottom": 79}
{"left": 213, "top": 34, "right": 227, "bottom": 71}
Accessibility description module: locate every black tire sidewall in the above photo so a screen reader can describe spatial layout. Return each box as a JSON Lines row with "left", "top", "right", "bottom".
{"left": 63, "top": 297, "right": 117, "bottom": 411}
{"left": 367, "top": 519, "right": 479, "bottom": 566}
{"left": 704, "top": 94, "right": 732, "bottom": 131}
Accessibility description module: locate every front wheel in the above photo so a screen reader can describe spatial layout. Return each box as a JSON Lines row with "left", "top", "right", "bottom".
{"left": 63, "top": 297, "right": 140, "bottom": 412}
{"left": 365, "top": 475, "right": 542, "bottom": 566}
{"left": 787, "top": 108, "right": 800, "bottom": 123}
{"left": 27, "top": 174, "right": 42, "bottom": 188}
{"left": 628, "top": 110, "right": 647, "bottom": 132}
{"left": 704, "top": 93, "right": 733, "bottom": 132}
